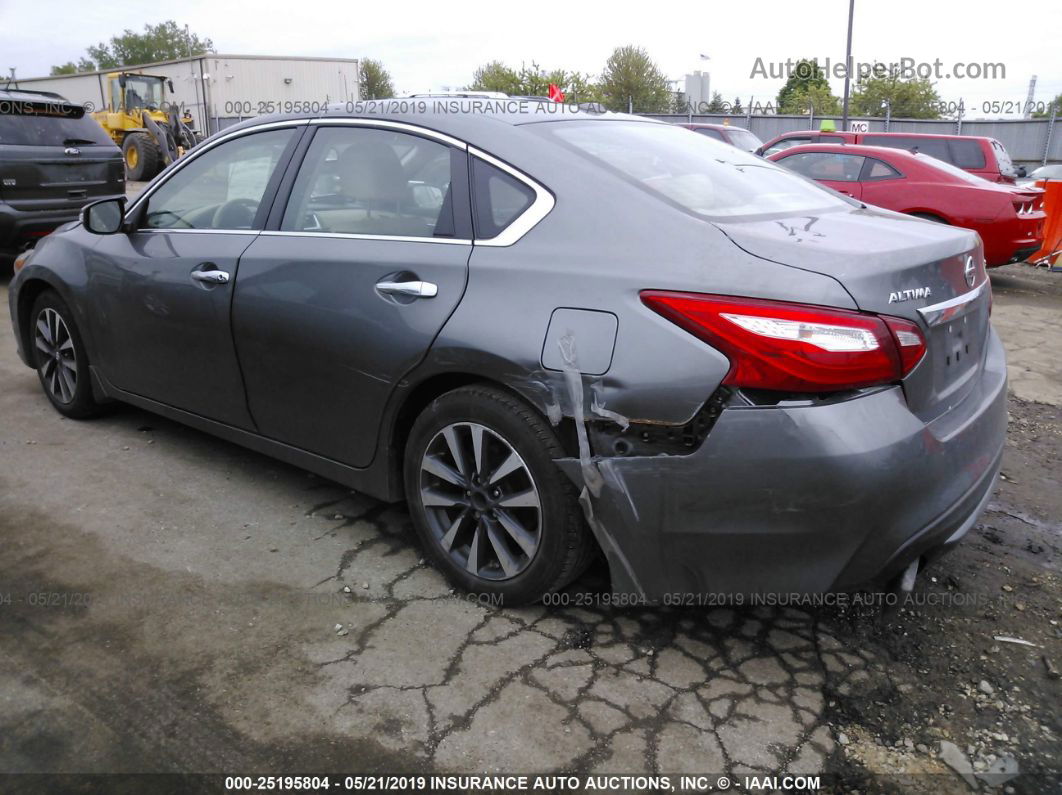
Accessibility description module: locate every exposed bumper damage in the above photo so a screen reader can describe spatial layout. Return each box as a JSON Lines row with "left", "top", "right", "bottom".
{"left": 550, "top": 329, "right": 1009, "bottom": 603}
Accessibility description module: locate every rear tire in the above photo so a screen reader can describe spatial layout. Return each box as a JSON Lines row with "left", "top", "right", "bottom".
{"left": 123, "top": 132, "right": 161, "bottom": 181}
{"left": 404, "top": 385, "right": 595, "bottom": 605}
{"left": 30, "top": 291, "right": 103, "bottom": 419}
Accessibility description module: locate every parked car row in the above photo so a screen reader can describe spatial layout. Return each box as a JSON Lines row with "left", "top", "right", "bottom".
{"left": 767, "top": 144, "right": 1046, "bottom": 267}
{"left": 756, "top": 129, "right": 1022, "bottom": 184}
{"left": 10, "top": 104, "right": 1006, "bottom": 604}
{"left": 676, "top": 122, "right": 1047, "bottom": 267}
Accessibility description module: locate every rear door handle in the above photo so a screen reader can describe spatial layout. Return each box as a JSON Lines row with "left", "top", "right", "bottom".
{"left": 191, "top": 269, "right": 230, "bottom": 284}
{"left": 376, "top": 280, "right": 437, "bottom": 298}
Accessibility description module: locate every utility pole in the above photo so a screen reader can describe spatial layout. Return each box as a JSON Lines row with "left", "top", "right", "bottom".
{"left": 883, "top": 99, "right": 891, "bottom": 132}
{"left": 841, "top": 0, "right": 855, "bottom": 131}
{"left": 1024, "top": 75, "right": 1037, "bottom": 118}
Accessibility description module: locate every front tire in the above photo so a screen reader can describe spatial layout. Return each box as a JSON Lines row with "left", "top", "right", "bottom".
{"left": 404, "top": 385, "right": 595, "bottom": 605}
{"left": 30, "top": 292, "right": 102, "bottom": 419}
{"left": 123, "top": 132, "right": 161, "bottom": 181}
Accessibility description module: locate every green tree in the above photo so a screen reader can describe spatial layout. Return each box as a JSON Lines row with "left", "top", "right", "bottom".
{"left": 850, "top": 70, "right": 942, "bottom": 119}
{"left": 85, "top": 20, "right": 213, "bottom": 69}
{"left": 469, "top": 60, "right": 599, "bottom": 101}
{"left": 1033, "top": 92, "right": 1062, "bottom": 118}
{"left": 359, "top": 59, "right": 395, "bottom": 99}
{"left": 782, "top": 83, "right": 842, "bottom": 115}
{"left": 50, "top": 57, "right": 97, "bottom": 75}
{"left": 705, "top": 91, "right": 726, "bottom": 112}
{"left": 469, "top": 60, "right": 523, "bottom": 94}
{"left": 598, "top": 45, "right": 671, "bottom": 113}
{"left": 731, "top": 96, "right": 744, "bottom": 114}
{"left": 776, "top": 59, "right": 833, "bottom": 112}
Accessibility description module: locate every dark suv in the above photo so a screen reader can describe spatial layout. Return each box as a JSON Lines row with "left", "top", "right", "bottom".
{"left": 0, "top": 89, "right": 124, "bottom": 257}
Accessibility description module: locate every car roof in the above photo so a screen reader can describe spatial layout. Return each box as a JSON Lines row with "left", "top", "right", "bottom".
{"left": 776, "top": 129, "right": 989, "bottom": 143}
{"left": 218, "top": 102, "right": 659, "bottom": 138}
{"left": 0, "top": 87, "right": 72, "bottom": 103}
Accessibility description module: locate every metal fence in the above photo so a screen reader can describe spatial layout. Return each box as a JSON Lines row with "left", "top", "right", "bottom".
{"left": 643, "top": 112, "right": 1061, "bottom": 166}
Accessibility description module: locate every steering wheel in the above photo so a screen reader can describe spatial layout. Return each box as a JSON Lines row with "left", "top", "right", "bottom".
{"left": 211, "top": 197, "right": 260, "bottom": 229}
{"left": 145, "top": 209, "right": 194, "bottom": 229}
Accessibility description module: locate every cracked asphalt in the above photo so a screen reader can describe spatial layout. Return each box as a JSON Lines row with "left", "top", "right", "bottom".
{"left": 0, "top": 263, "right": 1059, "bottom": 791}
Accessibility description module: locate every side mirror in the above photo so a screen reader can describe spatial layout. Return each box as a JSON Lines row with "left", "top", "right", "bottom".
{"left": 168, "top": 79, "right": 175, "bottom": 93}
{"left": 1016, "top": 166, "right": 1027, "bottom": 178}
{"left": 118, "top": 74, "right": 127, "bottom": 88}
{"left": 81, "top": 197, "right": 126, "bottom": 235}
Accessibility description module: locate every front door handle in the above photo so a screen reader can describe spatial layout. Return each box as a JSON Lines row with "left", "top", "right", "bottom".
{"left": 376, "top": 280, "right": 437, "bottom": 298}
{"left": 191, "top": 269, "right": 230, "bottom": 284}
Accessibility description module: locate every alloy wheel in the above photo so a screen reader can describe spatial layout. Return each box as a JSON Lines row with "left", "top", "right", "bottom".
{"left": 419, "top": 422, "right": 542, "bottom": 581}
{"left": 34, "top": 308, "right": 78, "bottom": 404}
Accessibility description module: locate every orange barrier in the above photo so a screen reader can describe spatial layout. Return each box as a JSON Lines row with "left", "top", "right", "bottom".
{"left": 1030, "top": 179, "right": 1062, "bottom": 266}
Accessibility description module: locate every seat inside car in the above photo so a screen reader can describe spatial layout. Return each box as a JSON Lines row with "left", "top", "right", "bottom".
{"left": 312, "top": 140, "right": 428, "bottom": 236}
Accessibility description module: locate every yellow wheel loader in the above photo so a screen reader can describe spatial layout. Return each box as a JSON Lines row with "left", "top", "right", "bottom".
{"left": 93, "top": 72, "right": 202, "bottom": 181}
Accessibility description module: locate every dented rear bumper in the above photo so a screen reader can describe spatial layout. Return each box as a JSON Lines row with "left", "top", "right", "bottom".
{"left": 557, "top": 327, "right": 1008, "bottom": 602}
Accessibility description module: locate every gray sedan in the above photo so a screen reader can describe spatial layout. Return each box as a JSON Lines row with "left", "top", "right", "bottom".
{"left": 7, "top": 104, "right": 1007, "bottom": 604}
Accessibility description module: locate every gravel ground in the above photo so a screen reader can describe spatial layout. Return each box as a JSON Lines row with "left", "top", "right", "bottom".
{"left": 0, "top": 262, "right": 1058, "bottom": 792}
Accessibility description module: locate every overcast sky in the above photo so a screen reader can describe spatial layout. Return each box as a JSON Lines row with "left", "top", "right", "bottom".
{"left": 2, "top": 0, "right": 1060, "bottom": 116}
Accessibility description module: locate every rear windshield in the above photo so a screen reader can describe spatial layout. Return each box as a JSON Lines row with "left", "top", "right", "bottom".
{"left": 539, "top": 120, "right": 847, "bottom": 218}
{"left": 0, "top": 102, "right": 112, "bottom": 147}
{"left": 990, "top": 140, "right": 1016, "bottom": 178}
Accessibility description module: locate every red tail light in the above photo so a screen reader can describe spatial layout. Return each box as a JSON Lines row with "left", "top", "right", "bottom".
{"left": 641, "top": 291, "right": 926, "bottom": 392}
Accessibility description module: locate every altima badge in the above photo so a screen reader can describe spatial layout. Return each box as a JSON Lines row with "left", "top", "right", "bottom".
{"left": 888, "top": 287, "right": 932, "bottom": 304}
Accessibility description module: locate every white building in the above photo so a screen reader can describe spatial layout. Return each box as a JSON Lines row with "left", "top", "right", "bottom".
{"left": 10, "top": 54, "right": 361, "bottom": 136}
{"left": 683, "top": 70, "right": 711, "bottom": 109}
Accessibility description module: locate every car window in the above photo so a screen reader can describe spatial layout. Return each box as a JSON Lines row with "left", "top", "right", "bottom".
{"left": 950, "top": 139, "right": 986, "bottom": 169}
{"left": 725, "top": 128, "right": 764, "bottom": 152}
{"left": 281, "top": 126, "right": 455, "bottom": 238}
{"left": 778, "top": 152, "right": 866, "bottom": 182}
{"left": 542, "top": 121, "right": 848, "bottom": 218}
{"left": 0, "top": 100, "right": 112, "bottom": 146}
{"left": 990, "top": 140, "right": 1017, "bottom": 178}
{"left": 471, "top": 158, "right": 536, "bottom": 240}
{"left": 819, "top": 135, "right": 846, "bottom": 144}
{"left": 913, "top": 154, "right": 992, "bottom": 185}
{"left": 694, "top": 128, "right": 726, "bottom": 142}
{"left": 864, "top": 158, "right": 901, "bottom": 180}
{"left": 142, "top": 129, "right": 294, "bottom": 230}
{"left": 863, "top": 135, "right": 950, "bottom": 163}
{"left": 763, "top": 136, "right": 811, "bottom": 156}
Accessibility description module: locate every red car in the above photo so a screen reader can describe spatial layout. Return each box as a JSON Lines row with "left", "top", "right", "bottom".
{"left": 674, "top": 123, "right": 763, "bottom": 152}
{"left": 768, "top": 144, "right": 1045, "bottom": 267}
{"left": 758, "top": 131, "right": 1022, "bottom": 184}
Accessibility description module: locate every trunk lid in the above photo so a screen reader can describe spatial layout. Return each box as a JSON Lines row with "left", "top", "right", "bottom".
{"left": 714, "top": 206, "right": 991, "bottom": 420}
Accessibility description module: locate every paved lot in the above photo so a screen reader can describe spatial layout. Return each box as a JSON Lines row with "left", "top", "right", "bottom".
{"left": 0, "top": 263, "right": 1059, "bottom": 789}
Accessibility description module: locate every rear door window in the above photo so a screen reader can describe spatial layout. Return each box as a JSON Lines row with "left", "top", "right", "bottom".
{"left": 949, "top": 139, "right": 986, "bottom": 169}
{"left": 281, "top": 126, "right": 457, "bottom": 238}
{"left": 470, "top": 158, "right": 536, "bottom": 239}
